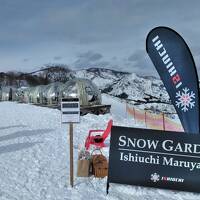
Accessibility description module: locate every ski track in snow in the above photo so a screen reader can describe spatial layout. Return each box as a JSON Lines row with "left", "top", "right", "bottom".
{"left": 0, "top": 100, "right": 200, "bottom": 200}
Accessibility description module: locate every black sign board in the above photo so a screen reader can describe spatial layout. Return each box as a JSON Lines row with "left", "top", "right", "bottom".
{"left": 62, "top": 98, "right": 79, "bottom": 102}
{"left": 107, "top": 126, "right": 200, "bottom": 193}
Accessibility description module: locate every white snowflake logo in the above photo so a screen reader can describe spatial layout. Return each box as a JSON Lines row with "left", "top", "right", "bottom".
{"left": 151, "top": 173, "right": 160, "bottom": 182}
{"left": 175, "top": 87, "right": 195, "bottom": 112}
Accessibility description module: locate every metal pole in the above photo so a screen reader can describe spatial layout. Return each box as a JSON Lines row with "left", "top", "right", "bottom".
{"left": 69, "top": 122, "right": 74, "bottom": 187}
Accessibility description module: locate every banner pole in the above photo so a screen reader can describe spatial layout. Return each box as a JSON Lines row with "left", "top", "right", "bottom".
{"left": 69, "top": 122, "right": 74, "bottom": 187}
{"left": 106, "top": 182, "right": 110, "bottom": 194}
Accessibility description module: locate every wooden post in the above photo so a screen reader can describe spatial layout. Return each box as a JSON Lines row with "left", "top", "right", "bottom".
{"left": 133, "top": 107, "right": 136, "bottom": 124}
{"left": 162, "top": 113, "right": 165, "bottom": 131}
{"left": 61, "top": 98, "right": 79, "bottom": 188}
{"left": 69, "top": 122, "right": 74, "bottom": 187}
{"left": 126, "top": 103, "right": 128, "bottom": 119}
{"left": 145, "top": 111, "right": 147, "bottom": 128}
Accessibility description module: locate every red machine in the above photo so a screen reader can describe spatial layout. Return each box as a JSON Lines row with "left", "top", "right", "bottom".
{"left": 85, "top": 120, "right": 113, "bottom": 150}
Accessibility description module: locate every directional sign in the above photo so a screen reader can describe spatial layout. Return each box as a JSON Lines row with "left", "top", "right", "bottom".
{"left": 61, "top": 98, "right": 80, "bottom": 123}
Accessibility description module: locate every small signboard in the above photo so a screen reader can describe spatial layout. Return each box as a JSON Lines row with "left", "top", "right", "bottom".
{"left": 107, "top": 126, "right": 200, "bottom": 193}
{"left": 61, "top": 98, "right": 80, "bottom": 187}
{"left": 61, "top": 98, "right": 80, "bottom": 123}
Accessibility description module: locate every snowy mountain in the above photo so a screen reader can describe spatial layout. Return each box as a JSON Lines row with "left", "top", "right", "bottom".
{"left": 73, "top": 67, "right": 129, "bottom": 89}
{"left": 1, "top": 67, "right": 168, "bottom": 101}
{"left": 73, "top": 68, "right": 175, "bottom": 113}
{"left": 1, "top": 67, "right": 175, "bottom": 112}
{"left": 73, "top": 68, "right": 166, "bottom": 100}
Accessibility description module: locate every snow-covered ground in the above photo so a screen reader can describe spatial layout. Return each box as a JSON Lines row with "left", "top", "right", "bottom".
{"left": 0, "top": 100, "right": 200, "bottom": 200}
{"left": 102, "top": 94, "right": 127, "bottom": 119}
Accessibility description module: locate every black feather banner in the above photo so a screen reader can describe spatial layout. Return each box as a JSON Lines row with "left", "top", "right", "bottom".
{"left": 146, "top": 27, "right": 199, "bottom": 134}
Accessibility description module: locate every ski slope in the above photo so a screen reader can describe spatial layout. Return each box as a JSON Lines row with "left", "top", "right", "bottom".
{"left": 0, "top": 101, "right": 200, "bottom": 200}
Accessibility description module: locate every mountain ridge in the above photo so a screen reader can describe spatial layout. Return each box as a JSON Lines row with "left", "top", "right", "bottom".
{"left": 1, "top": 66, "right": 176, "bottom": 113}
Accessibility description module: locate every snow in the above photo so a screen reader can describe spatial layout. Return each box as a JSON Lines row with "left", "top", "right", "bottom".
{"left": 74, "top": 69, "right": 119, "bottom": 89}
{"left": 102, "top": 94, "right": 127, "bottom": 118}
{"left": 0, "top": 101, "right": 200, "bottom": 200}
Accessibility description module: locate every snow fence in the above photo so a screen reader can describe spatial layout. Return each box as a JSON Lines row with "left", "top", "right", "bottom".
{"left": 126, "top": 104, "right": 183, "bottom": 132}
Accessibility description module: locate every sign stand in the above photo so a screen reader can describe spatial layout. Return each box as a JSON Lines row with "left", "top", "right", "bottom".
{"left": 69, "top": 122, "right": 74, "bottom": 187}
{"left": 61, "top": 98, "right": 80, "bottom": 188}
{"left": 106, "top": 182, "right": 109, "bottom": 194}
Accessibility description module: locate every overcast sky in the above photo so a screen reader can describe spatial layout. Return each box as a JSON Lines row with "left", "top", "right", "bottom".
{"left": 0, "top": 0, "right": 200, "bottom": 76}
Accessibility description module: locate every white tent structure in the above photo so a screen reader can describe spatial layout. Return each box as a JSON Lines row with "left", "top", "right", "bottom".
{"left": 1, "top": 86, "right": 17, "bottom": 101}
{"left": 29, "top": 85, "right": 47, "bottom": 104}
{"left": 61, "top": 78, "right": 102, "bottom": 106}
{"left": 16, "top": 87, "right": 29, "bottom": 103}
{"left": 43, "top": 82, "right": 65, "bottom": 105}
{"left": 23, "top": 88, "right": 31, "bottom": 103}
{"left": 0, "top": 87, "right": 2, "bottom": 101}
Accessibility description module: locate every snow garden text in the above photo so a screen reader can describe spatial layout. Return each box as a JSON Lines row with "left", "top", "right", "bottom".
{"left": 118, "top": 136, "right": 200, "bottom": 171}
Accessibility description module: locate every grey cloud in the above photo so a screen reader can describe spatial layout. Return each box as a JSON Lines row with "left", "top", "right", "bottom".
{"left": 23, "top": 58, "right": 29, "bottom": 62}
{"left": 74, "top": 51, "right": 109, "bottom": 68}
{"left": 191, "top": 46, "right": 200, "bottom": 56}
{"left": 77, "top": 51, "right": 103, "bottom": 61}
{"left": 128, "top": 54, "right": 137, "bottom": 62}
{"left": 94, "top": 61, "right": 110, "bottom": 68}
{"left": 74, "top": 59, "right": 109, "bottom": 69}
{"left": 0, "top": 0, "right": 200, "bottom": 75}
{"left": 128, "top": 50, "right": 146, "bottom": 62}
{"left": 54, "top": 56, "right": 62, "bottom": 60}
{"left": 125, "top": 50, "right": 157, "bottom": 75}
{"left": 2, "top": 0, "right": 197, "bottom": 48}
